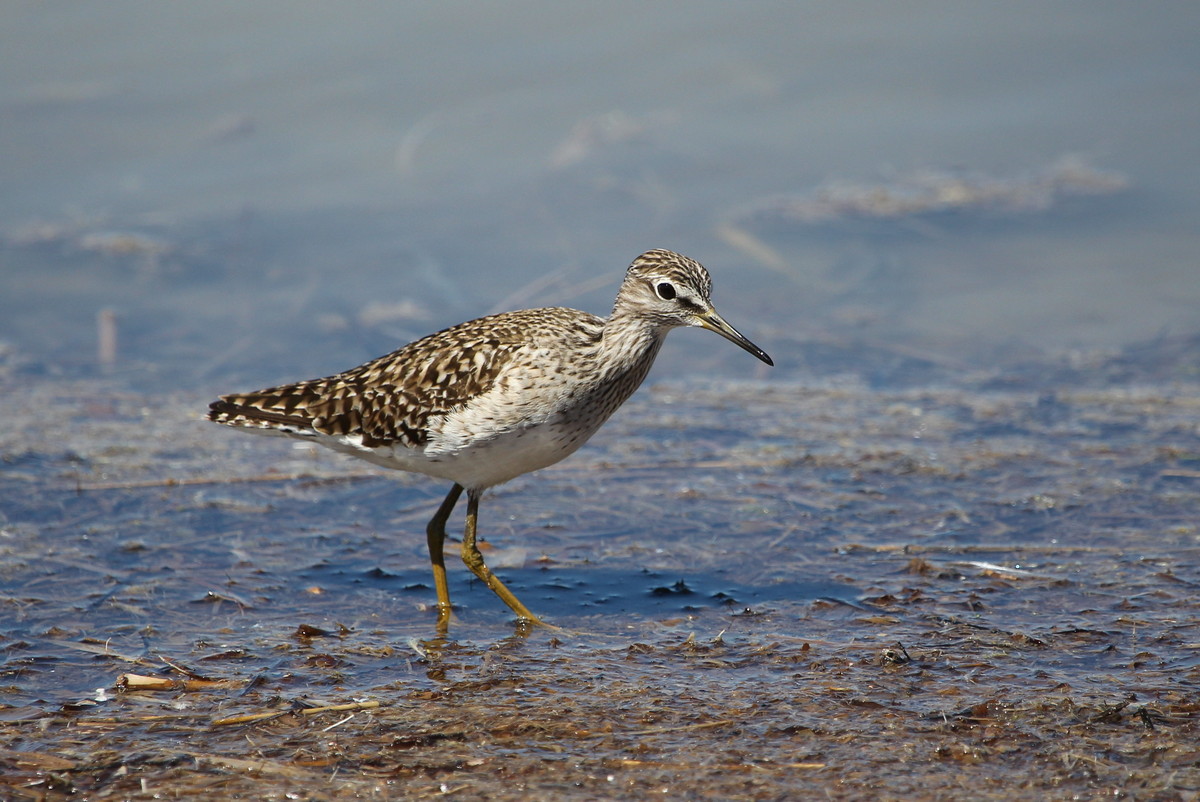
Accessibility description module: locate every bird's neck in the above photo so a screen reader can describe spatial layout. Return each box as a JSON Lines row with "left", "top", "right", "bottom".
{"left": 598, "top": 311, "right": 668, "bottom": 382}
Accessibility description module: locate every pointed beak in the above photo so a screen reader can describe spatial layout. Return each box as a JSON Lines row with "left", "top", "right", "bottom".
{"left": 696, "top": 308, "right": 774, "bottom": 366}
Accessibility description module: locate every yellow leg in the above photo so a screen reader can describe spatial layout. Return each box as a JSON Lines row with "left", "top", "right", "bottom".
{"left": 460, "top": 489, "right": 550, "bottom": 628}
{"left": 425, "top": 483, "right": 463, "bottom": 632}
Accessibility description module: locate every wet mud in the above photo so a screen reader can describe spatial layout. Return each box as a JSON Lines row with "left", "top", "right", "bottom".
{"left": 1, "top": 366, "right": 1199, "bottom": 799}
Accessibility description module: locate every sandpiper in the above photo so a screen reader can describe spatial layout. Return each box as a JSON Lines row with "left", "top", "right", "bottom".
{"left": 208, "top": 249, "right": 772, "bottom": 629}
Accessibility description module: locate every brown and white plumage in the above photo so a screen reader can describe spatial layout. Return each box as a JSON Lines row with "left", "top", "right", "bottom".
{"left": 208, "top": 249, "right": 772, "bottom": 628}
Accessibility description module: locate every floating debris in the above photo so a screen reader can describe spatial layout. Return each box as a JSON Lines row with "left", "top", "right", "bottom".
{"left": 97, "top": 308, "right": 118, "bottom": 369}
{"left": 730, "top": 156, "right": 1128, "bottom": 227}
{"left": 5, "top": 220, "right": 173, "bottom": 260}
{"left": 78, "top": 230, "right": 173, "bottom": 260}
{"left": 549, "top": 110, "right": 663, "bottom": 168}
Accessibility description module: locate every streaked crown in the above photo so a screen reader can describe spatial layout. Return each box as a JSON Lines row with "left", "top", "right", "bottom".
{"left": 613, "top": 249, "right": 715, "bottom": 325}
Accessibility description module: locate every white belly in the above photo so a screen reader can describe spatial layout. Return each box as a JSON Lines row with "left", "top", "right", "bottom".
{"left": 314, "top": 415, "right": 591, "bottom": 489}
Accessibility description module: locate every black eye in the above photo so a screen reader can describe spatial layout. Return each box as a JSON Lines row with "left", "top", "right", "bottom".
{"left": 655, "top": 282, "right": 677, "bottom": 301}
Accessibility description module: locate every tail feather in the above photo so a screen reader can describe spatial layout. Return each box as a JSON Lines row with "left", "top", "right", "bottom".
{"left": 207, "top": 396, "right": 315, "bottom": 433}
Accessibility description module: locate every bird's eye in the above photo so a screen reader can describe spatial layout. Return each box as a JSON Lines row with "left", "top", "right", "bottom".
{"left": 655, "top": 282, "right": 677, "bottom": 301}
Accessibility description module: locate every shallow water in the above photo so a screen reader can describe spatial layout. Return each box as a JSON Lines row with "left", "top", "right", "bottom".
{"left": 3, "top": 374, "right": 1199, "bottom": 797}
{"left": 2, "top": 2, "right": 1199, "bottom": 385}
{"left": 2, "top": 3, "right": 1200, "bottom": 799}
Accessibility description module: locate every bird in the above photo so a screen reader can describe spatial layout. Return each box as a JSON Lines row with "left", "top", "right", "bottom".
{"left": 207, "top": 249, "right": 772, "bottom": 630}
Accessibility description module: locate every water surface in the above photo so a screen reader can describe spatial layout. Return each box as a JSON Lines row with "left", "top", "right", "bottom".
{"left": 2, "top": 4, "right": 1199, "bottom": 799}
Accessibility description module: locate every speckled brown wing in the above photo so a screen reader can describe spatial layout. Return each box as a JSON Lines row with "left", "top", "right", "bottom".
{"left": 208, "top": 310, "right": 553, "bottom": 449}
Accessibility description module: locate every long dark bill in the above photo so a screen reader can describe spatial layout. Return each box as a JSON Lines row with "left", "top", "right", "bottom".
{"left": 698, "top": 309, "right": 773, "bottom": 367}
